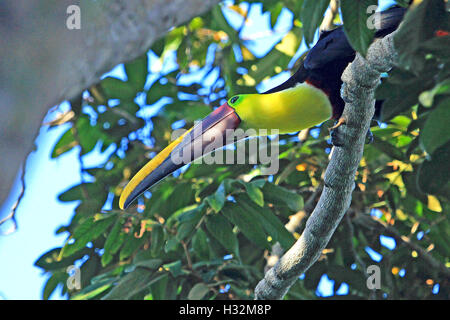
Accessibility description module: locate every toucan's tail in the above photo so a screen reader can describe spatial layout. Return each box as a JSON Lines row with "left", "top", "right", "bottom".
{"left": 263, "top": 6, "right": 407, "bottom": 119}
{"left": 374, "top": 6, "right": 408, "bottom": 38}
{"left": 263, "top": 6, "right": 407, "bottom": 95}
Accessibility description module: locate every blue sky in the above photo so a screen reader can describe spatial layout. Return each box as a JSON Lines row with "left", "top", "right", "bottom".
{"left": 0, "top": 123, "right": 82, "bottom": 299}
{"left": 0, "top": 0, "right": 399, "bottom": 300}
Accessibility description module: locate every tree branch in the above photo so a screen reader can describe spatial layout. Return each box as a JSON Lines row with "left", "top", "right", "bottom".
{"left": 254, "top": 31, "right": 400, "bottom": 300}
{"left": 0, "top": 160, "right": 27, "bottom": 235}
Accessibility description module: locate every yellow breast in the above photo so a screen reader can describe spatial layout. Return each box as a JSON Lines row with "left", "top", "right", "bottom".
{"left": 235, "top": 83, "right": 332, "bottom": 134}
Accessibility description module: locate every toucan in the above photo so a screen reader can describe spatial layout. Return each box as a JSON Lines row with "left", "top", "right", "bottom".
{"left": 119, "top": 6, "right": 406, "bottom": 210}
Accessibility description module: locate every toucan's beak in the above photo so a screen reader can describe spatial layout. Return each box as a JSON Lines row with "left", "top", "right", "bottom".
{"left": 119, "top": 102, "right": 241, "bottom": 209}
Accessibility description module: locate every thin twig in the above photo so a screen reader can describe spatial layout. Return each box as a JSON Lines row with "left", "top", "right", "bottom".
{"left": 0, "top": 160, "right": 27, "bottom": 234}
{"left": 181, "top": 240, "right": 193, "bottom": 270}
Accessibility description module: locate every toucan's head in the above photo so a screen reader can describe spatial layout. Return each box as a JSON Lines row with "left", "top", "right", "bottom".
{"left": 119, "top": 83, "right": 332, "bottom": 209}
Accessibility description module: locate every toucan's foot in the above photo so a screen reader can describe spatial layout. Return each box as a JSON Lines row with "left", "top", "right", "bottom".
{"left": 365, "top": 128, "right": 374, "bottom": 145}
{"left": 329, "top": 117, "right": 346, "bottom": 131}
{"left": 331, "top": 127, "right": 374, "bottom": 146}
{"left": 329, "top": 118, "right": 346, "bottom": 147}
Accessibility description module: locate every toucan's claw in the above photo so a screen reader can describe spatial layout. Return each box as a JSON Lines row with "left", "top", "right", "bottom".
{"left": 330, "top": 125, "right": 374, "bottom": 147}
{"left": 328, "top": 117, "right": 346, "bottom": 131}
{"left": 329, "top": 118, "right": 346, "bottom": 147}
{"left": 329, "top": 127, "right": 344, "bottom": 147}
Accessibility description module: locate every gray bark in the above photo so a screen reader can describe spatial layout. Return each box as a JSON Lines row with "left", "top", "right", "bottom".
{"left": 254, "top": 31, "right": 399, "bottom": 300}
{"left": 0, "top": 0, "right": 220, "bottom": 213}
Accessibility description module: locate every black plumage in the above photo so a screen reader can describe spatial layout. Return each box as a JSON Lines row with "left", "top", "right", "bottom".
{"left": 264, "top": 7, "right": 407, "bottom": 120}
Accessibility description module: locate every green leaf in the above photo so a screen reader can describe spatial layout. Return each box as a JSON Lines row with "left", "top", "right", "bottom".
{"left": 102, "top": 218, "right": 125, "bottom": 266}
{"left": 205, "top": 213, "right": 239, "bottom": 255}
{"left": 301, "top": 0, "right": 330, "bottom": 45}
{"left": 222, "top": 202, "right": 270, "bottom": 250}
{"left": 164, "top": 101, "right": 211, "bottom": 122}
{"left": 120, "top": 101, "right": 141, "bottom": 115}
{"left": 124, "top": 55, "right": 148, "bottom": 89}
{"left": 371, "top": 136, "right": 405, "bottom": 161}
{"left": 176, "top": 220, "right": 198, "bottom": 241}
{"left": 75, "top": 116, "right": 106, "bottom": 155}
{"left": 51, "top": 126, "right": 75, "bottom": 158}
{"left": 262, "top": 183, "right": 304, "bottom": 212}
{"left": 192, "top": 229, "right": 210, "bottom": 260}
{"left": 72, "top": 280, "right": 114, "bottom": 300}
{"left": 165, "top": 237, "right": 180, "bottom": 254}
{"left": 150, "top": 37, "right": 165, "bottom": 56}
{"left": 132, "top": 248, "right": 153, "bottom": 264}
{"left": 390, "top": 115, "right": 411, "bottom": 129}
{"left": 146, "top": 79, "right": 177, "bottom": 105}
{"left": 148, "top": 273, "right": 171, "bottom": 300}
{"left": 240, "top": 181, "right": 264, "bottom": 207}
{"left": 134, "top": 258, "right": 163, "bottom": 270}
{"left": 420, "top": 98, "right": 450, "bottom": 155}
{"left": 177, "top": 204, "right": 205, "bottom": 223}
{"left": 250, "top": 179, "right": 266, "bottom": 189}
{"left": 151, "top": 224, "right": 164, "bottom": 256}
{"left": 188, "top": 283, "right": 210, "bottom": 300}
{"left": 145, "top": 182, "right": 195, "bottom": 219}
{"left": 340, "top": 0, "right": 376, "bottom": 56}
{"left": 152, "top": 182, "right": 195, "bottom": 218}
{"left": 35, "top": 247, "right": 91, "bottom": 271}
{"left": 163, "top": 260, "right": 183, "bottom": 277}
{"left": 102, "top": 267, "right": 154, "bottom": 300}
{"left": 417, "top": 141, "right": 450, "bottom": 195}
{"left": 211, "top": 6, "right": 238, "bottom": 43}
{"left": 377, "top": 67, "right": 435, "bottom": 121}
{"left": 43, "top": 272, "right": 67, "bottom": 300}
{"left": 205, "top": 183, "right": 226, "bottom": 213}
{"left": 247, "top": 48, "right": 291, "bottom": 83}
{"left": 101, "top": 76, "right": 137, "bottom": 100}
{"left": 402, "top": 171, "right": 427, "bottom": 203}
{"left": 236, "top": 194, "right": 295, "bottom": 249}
{"left": 119, "top": 233, "right": 146, "bottom": 261}
{"left": 377, "top": 86, "right": 416, "bottom": 121}
{"left": 269, "top": 3, "right": 284, "bottom": 29}
{"left": 63, "top": 215, "right": 116, "bottom": 258}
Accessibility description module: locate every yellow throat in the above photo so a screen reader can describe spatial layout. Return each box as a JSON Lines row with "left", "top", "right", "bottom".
{"left": 234, "top": 83, "right": 332, "bottom": 134}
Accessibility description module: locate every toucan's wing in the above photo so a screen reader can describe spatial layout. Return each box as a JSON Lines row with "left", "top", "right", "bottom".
{"left": 263, "top": 6, "right": 406, "bottom": 118}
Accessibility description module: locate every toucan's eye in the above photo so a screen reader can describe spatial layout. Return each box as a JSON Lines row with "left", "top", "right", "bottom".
{"left": 229, "top": 96, "right": 239, "bottom": 105}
